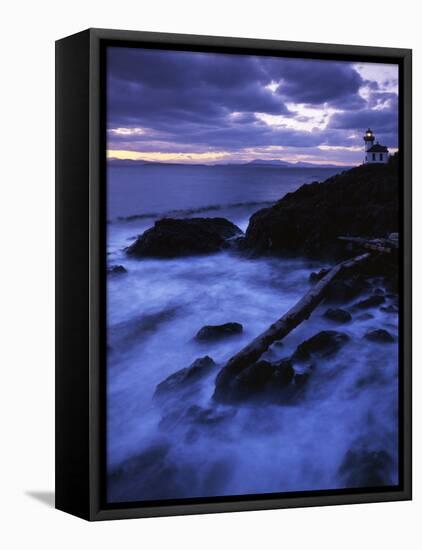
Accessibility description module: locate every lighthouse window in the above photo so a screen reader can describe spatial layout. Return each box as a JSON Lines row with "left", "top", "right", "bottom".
{"left": 380, "top": 154, "right": 383, "bottom": 161}
{"left": 372, "top": 153, "right": 376, "bottom": 161}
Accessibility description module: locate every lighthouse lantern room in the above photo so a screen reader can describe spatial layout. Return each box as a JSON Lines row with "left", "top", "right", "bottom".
{"left": 363, "top": 128, "right": 389, "bottom": 164}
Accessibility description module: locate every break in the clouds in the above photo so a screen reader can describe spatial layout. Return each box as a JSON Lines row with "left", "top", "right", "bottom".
{"left": 106, "top": 47, "right": 399, "bottom": 165}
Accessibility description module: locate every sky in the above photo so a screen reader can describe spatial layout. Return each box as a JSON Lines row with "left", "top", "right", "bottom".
{"left": 106, "top": 47, "right": 399, "bottom": 166}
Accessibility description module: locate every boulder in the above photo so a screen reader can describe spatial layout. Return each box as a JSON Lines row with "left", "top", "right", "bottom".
{"left": 364, "top": 329, "right": 395, "bottom": 343}
{"left": 292, "top": 330, "right": 349, "bottom": 362}
{"left": 293, "top": 371, "right": 310, "bottom": 387}
{"left": 107, "top": 264, "right": 127, "bottom": 275}
{"left": 323, "top": 308, "right": 352, "bottom": 323}
{"left": 154, "top": 356, "right": 216, "bottom": 398}
{"left": 195, "top": 322, "right": 243, "bottom": 341}
{"left": 325, "top": 275, "right": 368, "bottom": 303}
{"left": 309, "top": 267, "right": 330, "bottom": 283}
{"left": 227, "top": 360, "right": 280, "bottom": 401}
{"left": 355, "top": 295, "right": 385, "bottom": 309}
{"left": 243, "top": 157, "right": 399, "bottom": 257}
{"left": 126, "top": 217, "right": 242, "bottom": 258}
{"left": 214, "top": 358, "right": 302, "bottom": 404}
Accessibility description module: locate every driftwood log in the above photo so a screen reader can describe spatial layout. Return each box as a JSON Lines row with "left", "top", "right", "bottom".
{"left": 338, "top": 235, "right": 398, "bottom": 254}
{"left": 213, "top": 252, "right": 371, "bottom": 401}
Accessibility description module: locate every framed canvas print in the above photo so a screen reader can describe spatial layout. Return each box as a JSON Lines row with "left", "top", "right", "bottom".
{"left": 55, "top": 28, "right": 412, "bottom": 520}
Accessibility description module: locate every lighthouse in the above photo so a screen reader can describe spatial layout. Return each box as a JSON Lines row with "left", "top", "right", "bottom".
{"left": 363, "top": 128, "right": 389, "bottom": 164}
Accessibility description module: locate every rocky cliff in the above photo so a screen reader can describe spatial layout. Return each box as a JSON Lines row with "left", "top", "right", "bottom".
{"left": 244, "top": 154, "right": 399, "bottom": 258}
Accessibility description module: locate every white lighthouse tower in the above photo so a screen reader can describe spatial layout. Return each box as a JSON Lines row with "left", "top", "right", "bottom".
{"left": 363, "top": 128, "right": 389, "bottom": 164}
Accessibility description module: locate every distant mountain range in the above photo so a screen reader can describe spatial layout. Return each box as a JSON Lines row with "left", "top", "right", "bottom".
{"left": 108, "top": 158, "right": 350, "bottom": 169}
{"left": 245, "top": 159, "right": 347, "bottom": 169}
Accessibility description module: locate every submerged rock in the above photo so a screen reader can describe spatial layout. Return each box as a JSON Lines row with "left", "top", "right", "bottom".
{"left": 356, "top": 312, "right": 374, "bottom": 321}
{"left": 126, "top": 217, "right": 242, "bottom": 258}
{"left": 110, "top": 441, "right": 171, "bottom": 481}
{"left": 323, "top": 308, "right": 352, "bottom": 323}
{"left": 292, "top": 330, "right": 349, "bottom": 362}
{"left": 154, "top": 356, "right": 216, "bottom": 398}
{"left": 185, "top": 405, "right": 236, "bottom": 426}
{"left": 107, "top": 264, "right": 127, "bottom": 275}
{"left": 160, "top": 404, "right": 236, "bottom": 431}
{"left": 373, "top": 287, "right": 385, "bottom": 296}
{"left": 108, "top": 440, "right": 186, "bottom": 502}
{"left": 338, "top": 448, "right": 394, "bottom": 487}
{"left": 108, "top": 306, "right": 180, "bottom": 349}
{"left": 364, "top": 329, "right": 395, "bottom": 343}
{"left": 355, "top": 295, "right": 385, "bottom": 309}
{"left": 381, "top": 304, "right": 399, "bottom": 314}
{"left": 195, "top": 322, "right": 243, "bottom": 341}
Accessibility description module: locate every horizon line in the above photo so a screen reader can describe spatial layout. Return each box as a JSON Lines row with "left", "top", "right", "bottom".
{"left": 106, "top": 155, "right": 357, "bottom": 168}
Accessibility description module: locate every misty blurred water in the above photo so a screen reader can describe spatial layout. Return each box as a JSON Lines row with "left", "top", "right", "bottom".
{"left": 106, "top": 165, "right": 399, "bottom": 502}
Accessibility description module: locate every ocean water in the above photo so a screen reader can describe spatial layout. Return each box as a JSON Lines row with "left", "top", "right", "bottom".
{"left": 106, "top": 164, "right": 399, "bottom": 502}
{"left": 107, "top": 164, "right": 344, "bottom": 227}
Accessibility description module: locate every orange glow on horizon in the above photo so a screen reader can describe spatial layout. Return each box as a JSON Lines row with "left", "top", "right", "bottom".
{"left": 107, "top": 150, "right": 230, "bottom": 163}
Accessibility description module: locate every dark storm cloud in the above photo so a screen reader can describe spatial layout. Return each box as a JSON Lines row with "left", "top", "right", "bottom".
{"left": 108, "top": 112, "right": 326, "bottom": 151}
{"left": 330, "top": 108, "right": 398, "bottom": 133}
{"left": 107, "top": 47, "right": 399, "bottom": 160}
{"left": 329, "top": 105, "right": 398, "bottom": 150}
{"left": 264, "top": 58, "right": 364, "bottom": 104}
{"left": 107, "top": 48, "right": 291, "bottom": 130}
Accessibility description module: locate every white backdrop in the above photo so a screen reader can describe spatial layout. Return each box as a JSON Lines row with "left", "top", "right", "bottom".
{"left": 0, "top": 1, "right": 419, "bottom": 548}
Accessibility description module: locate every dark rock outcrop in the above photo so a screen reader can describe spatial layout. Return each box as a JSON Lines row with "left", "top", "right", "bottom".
{"left": 154, "top": 356, "right": 216, "bottom": 398}
{"left": 292, "top": 330, "right": 349, "bottom": 363}
{"left": 323, "top": 308, "right": 352, "bottom": 323}
{"left": 338, "top": 448, "right": 394, "bottom": 487}
{"left": 127, "top": 217, "right": 242, "bottom": 258}
{"left": 195, "top": 322, "right": 243, "bottom": 341}
{"left": 243, "top": 157, "right": 399, "bottom": 257}
{"left": 364, "top": 329, "right": 395, "bottom": 343}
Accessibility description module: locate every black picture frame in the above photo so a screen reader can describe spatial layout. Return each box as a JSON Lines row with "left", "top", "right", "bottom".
{"left": 55, "top": 28, "right": 412, "bottom": 521}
